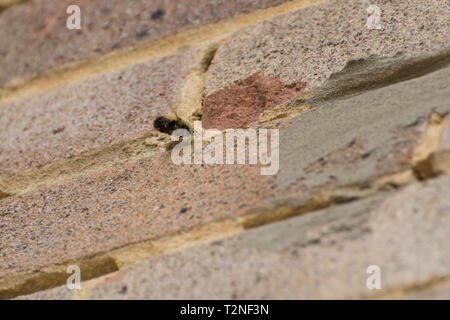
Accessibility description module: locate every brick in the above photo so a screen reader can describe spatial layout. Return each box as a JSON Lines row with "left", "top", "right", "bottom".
{"left": 0, "top": 0, "right": 292, "bottom": 89}
{"left": 20, "top": 175, "right": 450, "bottom": 299}
{"left": 203, "top": 0, "right": 450, "bottom": 128}
{"left": 277, "top": 65, "right": 450, "bottom": 189}
{"left": 0, "top": 52, "right": 192, "bottom": 178}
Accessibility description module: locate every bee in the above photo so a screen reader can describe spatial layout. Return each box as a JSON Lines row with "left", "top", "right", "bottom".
{"left": 153, "top": 116, "right": 190, "bottom": 135}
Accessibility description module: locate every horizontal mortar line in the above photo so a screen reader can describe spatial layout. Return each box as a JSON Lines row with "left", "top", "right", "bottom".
{"left": 0, "top": 130, "right": 174, "bottom": 199}
{"left": 0, "top": 0, "right": 323, "bottom": 105}
{"left": 2, "top": 171, "right": 417, "bottom": 299}
{"left": 370, "top": 275, "right": 450, "bottom": 300}
{"left": 0, "top": 0, "right": 28, "bottom": 12}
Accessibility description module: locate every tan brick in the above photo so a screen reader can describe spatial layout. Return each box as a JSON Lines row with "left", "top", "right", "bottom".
{"left": 203, "top": 0, "right": 450, "bottom": 128}
{"left": 0, "top": 0, "right": 293, "bottom": 89}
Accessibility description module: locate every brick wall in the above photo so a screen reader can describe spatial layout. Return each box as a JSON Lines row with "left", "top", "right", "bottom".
{"left": 0, "top": 0, "right": 449, "bottom": 299}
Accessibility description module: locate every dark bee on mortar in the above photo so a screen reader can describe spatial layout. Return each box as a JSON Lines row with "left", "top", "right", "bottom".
{"left": 153, "top": 116, "right": 190, "bottom": 135}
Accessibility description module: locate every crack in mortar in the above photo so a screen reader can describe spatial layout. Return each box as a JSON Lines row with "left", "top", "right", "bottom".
{"left": 172, "top": 42, "right": 221, "bottom": 128}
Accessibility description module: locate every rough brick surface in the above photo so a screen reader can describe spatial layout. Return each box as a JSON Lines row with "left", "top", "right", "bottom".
{"left": 278, "top": 66, "right": 450, "bottom": 188}
{"left": 0, "top": 0, "right": 291, "bottom": 88}
{"left": 19, "top": 175, "right": 450, "bottom": 299}
{"left": 203, "top": 0, "right": 450, "bottom": 128}
{"left": 0, "top": 153, "right": 277, "bottom": 279}
{"left": 0, "top": 52, "right": 191, "bottom": 176}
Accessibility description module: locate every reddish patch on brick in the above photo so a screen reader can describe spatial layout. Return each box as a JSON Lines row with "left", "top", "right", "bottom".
{"left": 202, "top": 73, "right": 306, "bottom": 130}
{"left": 52, "top": 126, "right": 65, "bottom": 135}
